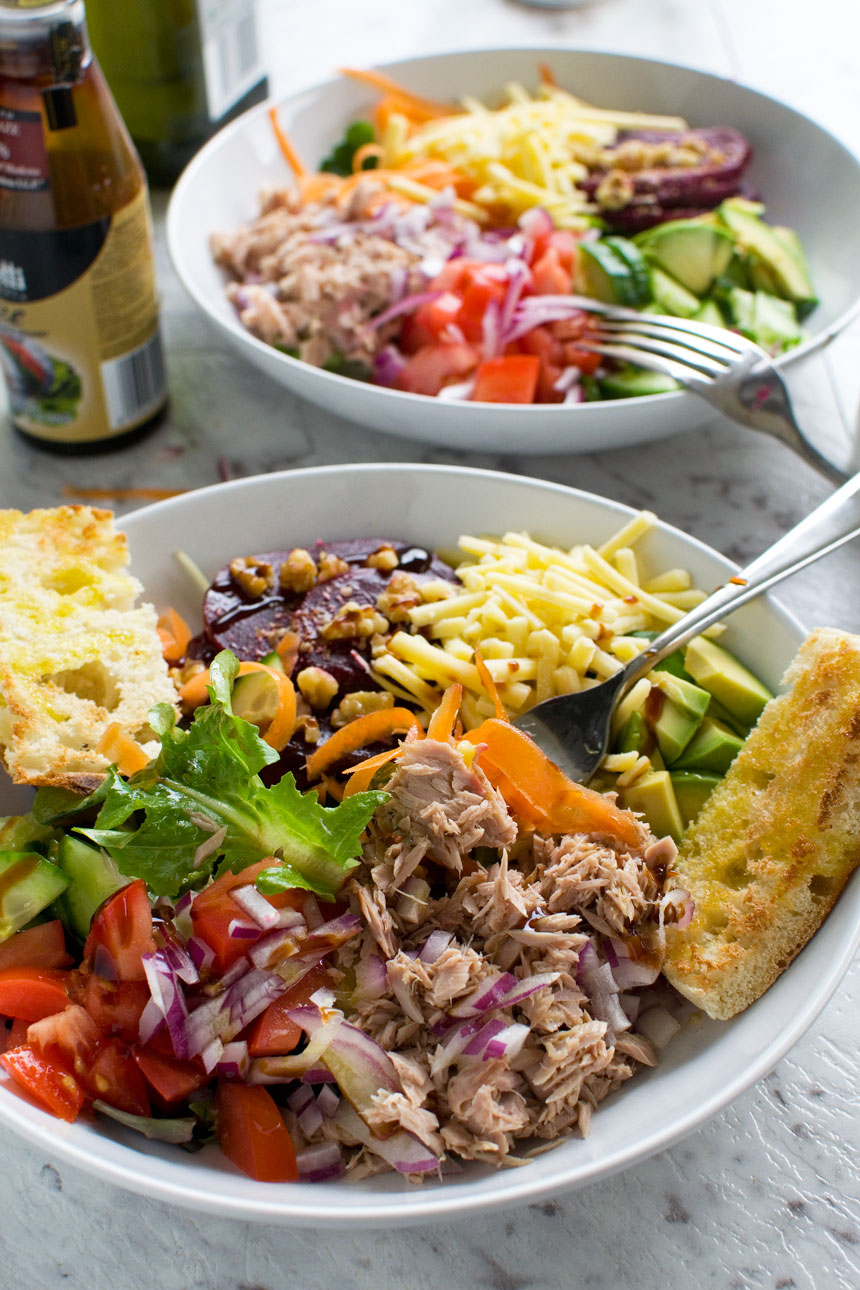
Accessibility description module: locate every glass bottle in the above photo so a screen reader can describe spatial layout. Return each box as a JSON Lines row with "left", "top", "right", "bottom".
{"left": 85, "top": 0, "right": 269, "bottom": 186}
{"left": 0, "top": 0, "right": 167, "bottom": 450}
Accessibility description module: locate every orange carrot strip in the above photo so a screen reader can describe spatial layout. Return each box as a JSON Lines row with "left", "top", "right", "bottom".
{"left": 463, "top": 718, "right": 642, "bottom": 847}
{"left": 156, "top": 607, "right": 192, "bottom": 664}
{"left": 275, "top": 630, "right": 301, "bottom": 675}
{"left": 306, "top": 708, "right": 423, "bottom": 782}
{"left": 538, "top": 62, "right": 557, "bottom": 87}
{"left": 269, "top": 105, "right": 307, "bottom": 178}
{"left": 339, "top": 67, "right": 453, "bottom": 118}
{"left": 179, "top": 662, "right": 296, "bottom": 752}
{"left": 426, "top": 683, "right": 463, "bottom": 742}
{"left": 342, "top": 722, "right": 424, "bottom": 796}
{"left": 63, "top": 487, "right": 186, "bottom": 501}
{"left": 473, "top": 650, "right": 507, "bottom": 722}
{"left": 96, "top": 723, "right": 149, "bottom": 777}
{"left": 352, "top": 142, "right": 384, "bottom": 172}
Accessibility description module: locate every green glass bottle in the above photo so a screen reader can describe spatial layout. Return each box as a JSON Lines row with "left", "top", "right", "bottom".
{"left": 85, "top": 0, "right": 268, "bottom": 186}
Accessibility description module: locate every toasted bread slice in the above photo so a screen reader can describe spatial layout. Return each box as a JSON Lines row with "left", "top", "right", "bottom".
{"left": 0, "top": 505, "right": 178, "bottom": 788}
{"left": 663, "top": 627, "right": 860, "bottom": 1020}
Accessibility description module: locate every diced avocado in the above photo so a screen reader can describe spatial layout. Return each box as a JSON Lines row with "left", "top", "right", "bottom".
{"left": 598, "top": 366, "right": 679, "bottom": 399}
{"left": 652, "top": 647, "right": 695, "bottom": 683}
{"left": 706, "top": 695, "right": 753, "bottom": 737}
{"left": 691, "top": 298, "right": 726, "bottom": 328}
{"left": 751, "top": 291, "right": 802, "bottom": 352}
{"left": 0, "top": 850, "right": 69, "bottom": 941}
{"left": 648, "top": 266, "right": 702, "bottom": 318}
{"left": 671, "top": 715, "right": 745, "bottom": 774}
{"left": 683, "top": 636, "right": 773, "bottom": 727}
{"left": 620, "top": 771, "right": 684, "bottom": 843}
{"left": 636, "top": 219, "right": 735, "bottom": 296}
{"left": 579, "top": 240, "right": 639, "bottom": 305}
{"left": 647, "top": 671, "right": 712, "bottom": 763}
{"left": 670, "top": 770, "right": 722, "bottom": 827}
{"left": 615, "top": 710, "right": 652, "bottom": 755}
{"left": 720, "top": 196, "right": 766, "bottom": 219}
{"left": 601, "top": 237, "right": 653, "bottom": 306}
{"left": 57, "top": 834, "right": 125, "bottom": 939}
{"left": 723, "top": 285, "right": 756, "bottom": 332}
{"left": 232, "top": 670, "right": 280, "bottom": 730}
{"left": 717, "top": 201, "right": 818, "bottom": 314}
{"left": 714, "top": 251, "right": 752, "bottom": 292}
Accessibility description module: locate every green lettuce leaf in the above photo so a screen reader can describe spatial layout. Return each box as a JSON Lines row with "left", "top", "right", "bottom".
{"left": 68, "top": 651, "right": 386, "bottom": 899}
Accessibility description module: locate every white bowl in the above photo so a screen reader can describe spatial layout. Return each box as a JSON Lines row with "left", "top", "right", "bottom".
{"left": 2, "top": 465, "right": 859, "bottom": 1226}
{"left": 167, "top": 48, "right": 860, "bottom": 455}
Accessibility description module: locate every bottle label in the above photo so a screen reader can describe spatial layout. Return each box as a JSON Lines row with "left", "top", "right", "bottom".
{"left": 0, "top": 106, "right": 50, "bottom": 193}
{"left": 196, "top": 0, "right": 265, "bottom": 122}
{"left": 0, "top": 186, "right": 167, "bottom": 443}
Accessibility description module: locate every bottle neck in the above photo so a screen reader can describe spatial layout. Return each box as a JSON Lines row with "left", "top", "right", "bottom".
{"left": 0, "top": 1, "right": 89, "bottom": 83}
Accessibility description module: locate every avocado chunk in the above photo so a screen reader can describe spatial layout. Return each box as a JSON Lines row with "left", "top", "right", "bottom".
{"left": 670, "top": 770, "right": 722, "bottom": 827}
{"left": 615, "top": 709, "right": 652, "bottom": 755}
{"left": 0, "top": 850, "right": 69, "bottom": 940}
{"left": 750, "top": 291, "right": 802, "bottom": 351}
{"left": 671, "top": 715, "right": 744, "bottom": 774}
{"left": 717, "top": 201, "right": 818, "bottom": 314}
{"left": 601, "top": 236, "right": 652, "bottom": 306}
{"left": 646, "top": 671, "right": 711, "bottom": 763}
{"left": 598, "top": 366, "right": 678, "bottom": 399}
{"left": 691, "top": 298, "right": 726, "bottom": 328}
{"left": 57, "top": 834, "right": 125, "bottom": 939}
{"left": 636, "top": 218, "right": 735, "bottom": 296}
{"left": 648, "top": 266, "right": 702, "bottom": 318}
{"left": 620, "top": 771, "right": 684, "bottom": 843}
{"left": 683, "top": 637, "right": 773, "bottom": 727}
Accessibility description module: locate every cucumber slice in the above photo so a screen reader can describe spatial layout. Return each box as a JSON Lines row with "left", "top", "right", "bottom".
{"left": 598, "top": 366, "right": 678, "bottom": 398}
{"left": 579, "top": 241, "right": 637, "bottom": 305}
{"left": 57, "top": 835, "right": 125, "bottom": 939}
{"left": 648, "top": 266, "right": 701, "bottom": 318}
{"left": 601, "top": 237, "right": 652, "bottom": 306}
{"left": 260, "top": 650, "right": 285, "bottom": 673}
{"left": 636, "top": 219, "right": 734, "bottom": 296}
{"left": 232, "top": 670, "right": 280, "bottom": 730}
{"left": 0, "top": 850, "right": 69, "bottom": 940}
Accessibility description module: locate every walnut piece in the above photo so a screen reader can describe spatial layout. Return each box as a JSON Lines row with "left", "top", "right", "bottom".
{"left": 331, "top": 690, "right": 394, "bottom": 728}
{"left": 229, "top": 556, "right": 274, "bottom": 598}
{"left": 279, "top": 548, "right": 317, "bottom": 593}
{"left": 366, "top": 545, "right": 399, "bottom": 572}
{"left": 376, "top": 571, "right": 422, "bottom": 623}
{"left": 317, "top": 552, "right": 351, "bottom": 583}
{"left": 296, "top": 666, "right": 339, "bottom": 710}
{"left": 321, "top": 601, "right": 390, "bottom": 640}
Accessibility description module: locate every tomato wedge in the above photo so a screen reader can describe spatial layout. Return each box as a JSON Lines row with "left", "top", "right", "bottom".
{"left": 216, "top": 1081, "right": 298, "bottom": 1182}
{"left": 0, "top": 921, "right": 70, "bottom": 972}
{"left": 0, "top": 966, "right": 71, "bottom": 1021}
{"left": 26, "top": 1003, "right": 101, "bottom": 1075}
{"left": 190, "top": 859, "right": 283, "bottom": 973}
{"left": 0, "top": 1045, "right": 85, "bottom": 1122}
{"left": 86, "top": 1039, "right": 151, "bottom": 1116}
{"left": 134, "top": 1047, "right": 209, "bottom": 1106}
{"left": 247, "top": 961, "right": 331, "bottom": 1057}
{"left": 84, "top": 880, "right": 155, "bottom": 982}
{"left": 73, "top": 972, "right": 150, "bottom": 1043}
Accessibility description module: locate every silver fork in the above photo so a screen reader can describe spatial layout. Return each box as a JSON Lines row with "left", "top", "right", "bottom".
{"left": 569, "top": 297, "right": 849, "bottom": 485}
{"left": 513, "top": 468, "right": 860, "bottom": 783}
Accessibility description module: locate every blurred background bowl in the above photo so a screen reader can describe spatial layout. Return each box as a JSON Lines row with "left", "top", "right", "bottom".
{"left": 167, "top": 48, "right": 860, "bottom": 455}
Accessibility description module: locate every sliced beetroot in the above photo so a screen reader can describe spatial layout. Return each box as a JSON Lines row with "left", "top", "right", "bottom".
{"left": 583, "top": 126, "right": 752, "bottom": 226}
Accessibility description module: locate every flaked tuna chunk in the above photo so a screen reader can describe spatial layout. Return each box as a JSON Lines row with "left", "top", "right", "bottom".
{"left": 535, "top": 832, "right": 662, "bottom": 936}
{"left": 444, "top": 1059, "right": 531, "bottom": 1152}
{"left": 376, "top": 739, "right": 517, "bottom": 885}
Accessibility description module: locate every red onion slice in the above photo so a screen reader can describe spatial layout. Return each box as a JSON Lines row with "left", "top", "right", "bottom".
{"left": 334, "top": 1100, "right": 439, "bottom": 1175}
{"left": 295, "top": 1141, "right": 345, "bottom": 1183}
{"left": 231, "top": 884, "right": 281, "bottom": 931}
{"left": 353, "top": 952, "right": 387, "bottom": 1001}
{"left": 449, "top": 970, "right": 559, "bottom": 1018}
{"left": 418, "top": 930, "right": 452, "bottom": 965}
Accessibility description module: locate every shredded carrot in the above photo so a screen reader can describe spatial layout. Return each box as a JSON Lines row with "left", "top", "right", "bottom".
{"left": 269, "top": 104, "right": 307, "bottom": 178}
{"left": 96, "top": 723, "right": 149, "bottom": 777}
{"left": 426, "top": 683, "right": 464, "bottom": 742}
{"left": 156, "top": 607, "right": 192, "bottom": 664}
{"left": 179, "top": 661, "right": 296, "bottom": 752}
{"left": 306, "top": 707, "right": 423, "bottom": 782}
{"left": 275, "top": 630, "right": 301, "bottom": 675}
{"left": 63, "top": 487, "right": 187, "bottom": 501}
{"left": 473, "top": 650, "right": 507, "bottom": 722}
{"left": 341, "top": 723, "right": 423, "bottom": 796}
{"left": 352, "top": 142, "right": 384, "bottom": 172}
{"left": 339, "top": 67, "right": 453, "bottom": 119}
{"left": 538, "top": 62, "right": 557, "bottom": 87}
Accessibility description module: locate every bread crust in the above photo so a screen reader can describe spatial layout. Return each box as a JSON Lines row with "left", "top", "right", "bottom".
{"left": 0, "top": 505, "right": 178, "bottom": 787}
{"left": 663, "top": 627, "right": 860, "bottom": 1020}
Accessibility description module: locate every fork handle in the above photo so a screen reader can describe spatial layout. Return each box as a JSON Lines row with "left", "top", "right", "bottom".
{"left": 623, "top": 471, "right": 860, "bottom": 685}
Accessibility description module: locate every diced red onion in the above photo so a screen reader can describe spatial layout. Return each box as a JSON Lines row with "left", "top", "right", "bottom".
{"left": 437, "top": 376, "right": 476, "bottom": 402}
{"left": 287, "top": 1085, "right": 315, "bottom": 1115}
{"left": 334, "top": 1101, "right": 439, "bottom": 1175}
{"left": 297, "top": 1099, "right": 324, "bottom": 1137}
{"left": 370, "top": 290, "right": 443, "bottom": 331}
{"left": 608, "top": 937, "right": 662, "bottom": 990}
{"left": 576, "top": 940, "right": 630, "bottom": 1036}
{"left": 302, "top": 894, "right": 324, "bottom": 930}
{"left": 462, "top": 1016, "right": 506, "bottom": 1057}
{"left": 619, "top": 992, "right": 641, "bottom": 1024}
{"left": 137, "top": 996, "right": 165, "bottom": 1047}
{"left": 228, "top": 918, "right": 262, "bottom": 941}
{"left": 215, "top": 1040, "right": 249, "bottom": 1079}
{"left": 481, "top": 295, "right": 502, "bottom": 360}
{"left": 231, "top": 884, "right": 281, "bottom": 931}
{"left": 309, "top": 987, "right": 336, "bottom": 1009}
{"left": 295, "top": 1141, "right": 345, "bottom": 1183}
{"left": 287, "top": 1004, "right": 399, "bottom": 1112}
{"left": 373, "top": 345, "right": 406, "bottom": 387}
{"left": 636, "top": 1004, "right": 682, "bottom": 1050}
{"left": 497, "top": 260, "right": 531, "bottom": 345}
{"left": 449, "top": 970, "right": 560, "bottom": 1018}
{"left": 186, "top": 936, "right": 215, "bottom": 973}
{"left": 158, "top": 935, "right": 199, "bottom": 986}
{"left": 300, "top": 1066, "right": 337, "bottom": 1084}
{"left": 316, "top": 1085, "right": 340, "bottom": 1117}
{"left": 484, "top": 1022, "right": 530, "bottom": 1062}
{"left": 661, "top": 887, "right": 695, "bottom": 929}
{"left": 199, "top": 1037, "right": 224, "bottom": 1073}
{"left": 418, "top": 930, "right": 452, "bottom": 965}
{"left": 141, "top": 951, "right": 189, "bottom": 1057}
{"left": 353, "top": 952, "right": 387, "bottom": 1001}
{"left": 303, "top": 912, "right": 362, "bottom": 955}
{"left": 518, "top": 206, "right": 554, "bottom": 243}
{"left": 248, "top": 926, "right": 303, "bottom": 970}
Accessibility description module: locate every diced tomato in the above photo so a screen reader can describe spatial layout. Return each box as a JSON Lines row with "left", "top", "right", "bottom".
{"left": 86, "top": 1039, "right": 151, "bottom": 1116}
{"left": 134, "top": 1047, "right": 209, "bottom": 1105}
{"left": 0, "top": 967, "right": 71, "bottom": 1021}
{"left": 0, "top": 921, "right": 71, "bottom": 972}
{"left": 518, "top": 325, "right": 565, "bottom": 402}
{"left": 0, "top": 1045, "right": 85, "bottom": 1122}
{"left": 27, "top": 1003, "right": 101, "bottom": 1076}
{"left": 247, "top": 961, "right": 331, "bottom": 1058}
{"left": 530, "top": 228, "right": 579, "bottom": 274}
{"left": 410, "top": 291, "right": 463, "bottom": 346}
{"left": 216, "top": 1081, "right": 298, "bottom": 1182}
{"left": 190, "top": 859, "right": 282, "bottom": 973}
{"left": 1, "top": 1016, "right": 29, "bottom": 1053}
{"left": 73, "top": 972, "right": 150, "bottom": 1042}
{"left": 84, "top": 880, "right": 155, "bottom": 982}
{"left": 395, "top": 342, "right": 478, "bottom": 396}
{"left": 471, "top": 354, "right": 540, "bottom": 404}
{"left": 457, "top": 270, "right": 508, "bottom": 343}
{"left": 530, "top": 246, "right": 573, "bottom": 296}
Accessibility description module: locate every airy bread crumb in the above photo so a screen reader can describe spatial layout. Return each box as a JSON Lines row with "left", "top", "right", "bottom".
{"left": 663, "top": 627, "right": 860, "bottom": 1020}
{"left": 0, "top": 505, "right": 178, "bottom": 788}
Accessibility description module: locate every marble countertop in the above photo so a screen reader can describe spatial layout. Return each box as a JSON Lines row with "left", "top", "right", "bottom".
{"left": 1, "top": 1, "right": 859, "bottom": 1285}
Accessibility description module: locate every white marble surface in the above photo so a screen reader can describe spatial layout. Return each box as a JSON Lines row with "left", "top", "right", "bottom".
{"left": 1, "top": 0, "right": 859, "bottom": 1285}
